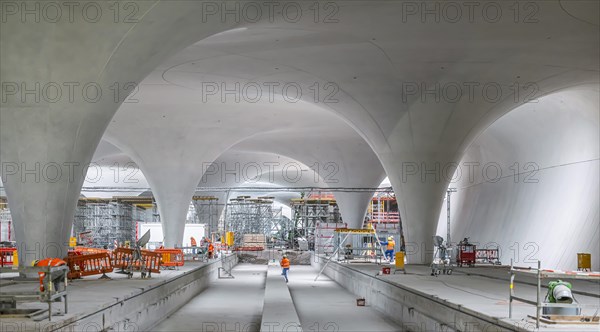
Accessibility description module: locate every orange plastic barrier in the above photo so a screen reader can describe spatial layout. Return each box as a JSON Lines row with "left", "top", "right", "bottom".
{"left": 65, "top": 252, "right": 113, "bottom": 279}
{"left": 0, "top": 248, "right": 16, "bottom": 267}
{"left": 112, "top": 247, "right": 161, "bottom": 274}
{"left": 74, "top": 246, "right": 110, "bottom": 255}
{"left": 155, "top": 248, "right": 184, "bottom": 268}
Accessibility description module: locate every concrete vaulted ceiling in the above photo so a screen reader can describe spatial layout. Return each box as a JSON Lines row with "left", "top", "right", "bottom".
{"left": 437, "top": 86, "right": 599, "bottom": 269}
{"left": 103, "top": 85, "right": 386, "bottom": 245}
{"left": 1, "top": 1, "right": 598, "bottom": 263}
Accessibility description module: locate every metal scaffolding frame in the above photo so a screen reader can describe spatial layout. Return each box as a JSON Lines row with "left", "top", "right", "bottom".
{"left": 224, "top": 196, "right": 287, "bottom": 248}
{"left": 366, "top": 192, "right": 404, "bottom": 250}
{"left": 191, "top": 196, "right": 221, "bottom": 237}
{"left": 290, "top": 195, "right": 339, "bottom": 249}
{"left": 0, "top": 205, "right": 14, "bottom": 243}
{"left": 73, "top": 199, "right": 139, "bottom": 248}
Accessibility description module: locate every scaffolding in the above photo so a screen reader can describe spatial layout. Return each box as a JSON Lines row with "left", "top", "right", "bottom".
{"left": 366, "top": 192, "right": 404, "bottom": 250}
{"left": 0, "top": 197, "right": 13, "bottom": 243}
{"left": 73, "top": 198, "right": 138, "bottom": 248}
{"left": 225, "top": 196, "right": 285, "bottom": 248}
{"left": 192, "top": 196, "right": 220, "bottom": 238}
{"left": 290, "top": 193, "right": 340, "bottom": 250}
{"left": 112, "top": 196, "right": 158, "bottom": 223}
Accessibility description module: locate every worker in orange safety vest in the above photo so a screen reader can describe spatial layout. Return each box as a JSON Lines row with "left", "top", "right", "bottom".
{"left": 280, "top": 254, "right": 290, "bottom": 283}
{"left": 190, "top": 237, "right": 197, "bottom": 255}
{"left": 208, "top": 242, "right": 215, "bottom": 259}
{"left": 32, "top": 258, "right": 67, "bottom": 292}
{"left": 380, "top": 236, "right": 396, "bottom": 262}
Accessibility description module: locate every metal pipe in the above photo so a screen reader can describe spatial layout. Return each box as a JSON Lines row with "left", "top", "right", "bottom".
{"left": 536, "top": 260, "right": 541, "bottom": 329}
{"left": 509, "top": 258, "right": 514, "bottom": 318}
{"left": 75, "top": 186, "right": 398, "bottom": 193}
{"left": 446, "top": 188, "right": 457, "bottom": 246}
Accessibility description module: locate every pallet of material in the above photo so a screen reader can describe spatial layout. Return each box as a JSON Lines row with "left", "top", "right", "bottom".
{"left": 243, "top": 234, "right": 266, "bottom": 243}
{"left": 242, "top": 242, "right": 266, "bottom": 249}
{"left": 234, "top": 246, "right": 264, "bottom": 251}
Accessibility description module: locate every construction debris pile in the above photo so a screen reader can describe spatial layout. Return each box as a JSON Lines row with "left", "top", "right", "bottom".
{"left": 285, "top": 251, "right": 312, "bottom": 265}
{"left": 237, "top": 252, "right": 270, "bottom": 265}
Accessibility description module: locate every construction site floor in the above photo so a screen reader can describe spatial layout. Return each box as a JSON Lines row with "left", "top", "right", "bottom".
{"left": 3, "top": 258, "right": 597, "bottom": 331}
{"left": 152, "top": 264, "right": 267, "bottom": 331}
{"left": 289, "top": 265, "right": 402, "bottom": 331}
{"left": 331, "top": 261, "right": 600, "bottom": 331}
{"left": 154, "top": 264, "right": 404, "bottom": 331}
{"left": 0, "top": 261, "right": 209, "bottom": 330}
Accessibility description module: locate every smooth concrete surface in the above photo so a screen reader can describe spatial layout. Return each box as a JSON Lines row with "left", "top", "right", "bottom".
{"left": 436, "top": 86, "right": 600, "bottom": 270}
{"left": 4, "top": 1, "right": 598, "bottom": 264}
{"left": 289, "top": 265, "right": 402, "bottom": 332}
{"left": 150, "top": 263, "right": 408, "bottom": 332}
{"left": 154, "top": 264, "right": 267, "bottom": 332}
{"left": 260, "top": 265, "right": 302, "bottom": 332}
{"left": 313, "top": 255, "right": 600, "bottom": 331}
{"left": 0, "top": 255, "right": 237, "bottom": 331}
{"left": 104, "top": 92, "right": 386, "bottom": 246}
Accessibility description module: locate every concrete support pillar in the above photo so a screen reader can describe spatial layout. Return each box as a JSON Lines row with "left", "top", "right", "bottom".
{"left": 156, "top": 197, "right": 192, "bottom": 248}
{"left": 1, "top": 104, "right": 113, "bottom": 261}
{"left": 124, "top": 152, "right": 202, "bottom": 250}
{"left": 334, "top": 192, "right": 373, "bottom": 229}
{"left": 1, "top": 0, "right": 240, "bottom": 258}
{"left": 379, "top": 152, "right": 453, "bottom": 265}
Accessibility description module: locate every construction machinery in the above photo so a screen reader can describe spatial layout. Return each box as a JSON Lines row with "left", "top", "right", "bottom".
{"left": 509, "top": 260, "right": 600, "bottom": 328}
{"left": 457, "top": 237, "right": 476, "bottom": 267}
{"left": 431, "top": 236, "right": 454, "bottom": 276}
{"left": 546, "top": 280, "right": 574, "bottom": 304}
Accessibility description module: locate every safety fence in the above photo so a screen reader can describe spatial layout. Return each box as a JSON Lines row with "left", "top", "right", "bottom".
{"left": 0, "top": 248, "right": 16, "bottom": 267}
{"left": 155, "top": 248, "right": 184, "bottom": 268}
{"left": 112, "top": 247, "right": 161, "bottom": 274}
{"left": 65, "top": 251, "right": 113, "bottom": 279}
{"left": 475, "top": 248, "right": 501, "bottom": 265}
{"left": 4, "top": 247, "right": 184, "bottom": 277}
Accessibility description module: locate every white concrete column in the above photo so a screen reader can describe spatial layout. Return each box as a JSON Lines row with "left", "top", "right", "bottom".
{"left": 379, "top": 151, "right": 454, "bottom": 265}
{"left": 334, "top": 192, "right": 374, "bottom": 229}
{"left": 100, "top": 138, "right": 208, "bottom": 248}
{"left": 1, "top": 0, "right": 241, "bottom": 257}
{"left": 0, "top": 107, "right": 105, "bottom": 261}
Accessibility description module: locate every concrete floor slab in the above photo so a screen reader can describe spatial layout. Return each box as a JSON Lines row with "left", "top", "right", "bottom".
{"left": 0, "top": 261, "right": 215, "bottom": 330}
{"left": 153, "top": 264, "right": 267, "bottom": 332}
{"left": 288, "top": 265, "right": 402, "bottom": 332}
{"left": 326, "top": 261, "right": 600, "bottom": 331}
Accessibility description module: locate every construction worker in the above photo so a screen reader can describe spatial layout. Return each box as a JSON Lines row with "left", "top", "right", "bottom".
{"left": 381, "top": 236, "right": 395, "bottom": 262}
{"left": 32, "top": 258, "right": 67, "bottom": 292}
{"left": 208, "top": 242, "right": 215, "bottom": 259}
{"left": 280, "top": 254, "right": 290, "bottom": 283}
{"left": 190, "top": 236, "right": 197, "bottom": 255}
